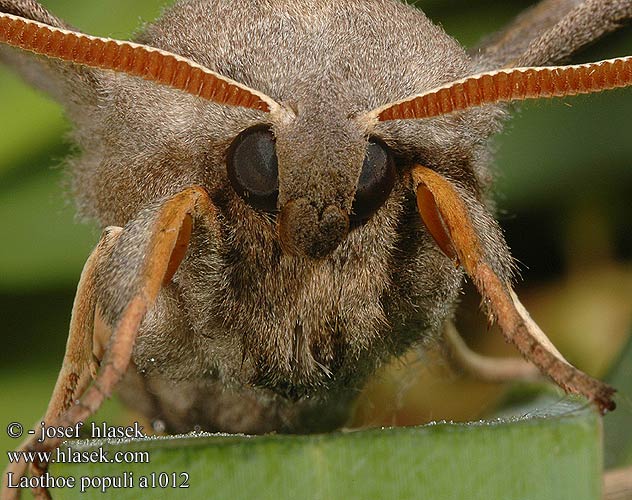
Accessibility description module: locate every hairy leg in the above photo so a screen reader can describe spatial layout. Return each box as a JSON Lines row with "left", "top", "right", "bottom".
{"left": 2, "top": 186, "right": 217, "bottom": 500}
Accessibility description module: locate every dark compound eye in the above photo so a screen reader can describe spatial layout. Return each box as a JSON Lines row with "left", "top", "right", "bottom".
{"left": 351, "top": 139, "right": 396, "bottom": 223}
{"left": 227, "top": 125, "right": 279, "bottom": 212}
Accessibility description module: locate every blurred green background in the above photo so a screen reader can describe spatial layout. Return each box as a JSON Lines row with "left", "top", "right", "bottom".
{"left": 0, "top": 0, "right": 630, "bottom": 475}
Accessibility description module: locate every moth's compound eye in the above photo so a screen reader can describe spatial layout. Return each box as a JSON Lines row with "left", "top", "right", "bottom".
{"left": 227, "top": 125, "right": 279, "bottom": 212}
{"left": 351, "top": 140, "right": 396, "bottom": 223}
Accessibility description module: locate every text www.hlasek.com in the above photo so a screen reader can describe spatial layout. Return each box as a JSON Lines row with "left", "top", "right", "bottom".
{"left": 7, "top": 447, "right": 150, "bottom": 466}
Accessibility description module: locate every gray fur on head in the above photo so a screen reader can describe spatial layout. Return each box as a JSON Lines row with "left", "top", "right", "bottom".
{"left": 2, "top": 0, "right": 627, "bottom": 433}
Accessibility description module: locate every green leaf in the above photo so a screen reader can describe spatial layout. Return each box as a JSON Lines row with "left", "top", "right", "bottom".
{"left": 49, "top": 401, "right": 602, "bottom": 500}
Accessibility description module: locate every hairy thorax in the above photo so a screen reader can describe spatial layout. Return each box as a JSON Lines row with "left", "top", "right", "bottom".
{"left": 120, "top": 184, "right": 462, "bottom": 433}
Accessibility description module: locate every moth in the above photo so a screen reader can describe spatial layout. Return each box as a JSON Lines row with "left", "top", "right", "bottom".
{"left": 1, "top": 0, "right": 631, "bottom": 498}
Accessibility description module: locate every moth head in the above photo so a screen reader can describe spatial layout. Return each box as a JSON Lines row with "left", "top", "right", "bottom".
{"left": 226, "top": 111, "right": 399, "bottom": 259}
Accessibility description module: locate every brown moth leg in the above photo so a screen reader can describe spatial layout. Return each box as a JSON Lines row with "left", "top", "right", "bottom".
{"left": 32, "top": 185, "right": 213, "bottom": 457}
{"left": 2, "top": 186, "right": 214, "bottom": 500}
{"left": 43, "top": 228, "right": 122, "bottom": 425}
{"left": 442, "top": 320, "right": 541, "bottom": 383}
{"left": 1, "top": 227, "right": 121, "bottom": 500}
{"left": 604, "top": 465, "right": 632, "bottom": 500}
{"left": 411, "top": 165, "right": 616, "bottom": 414}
